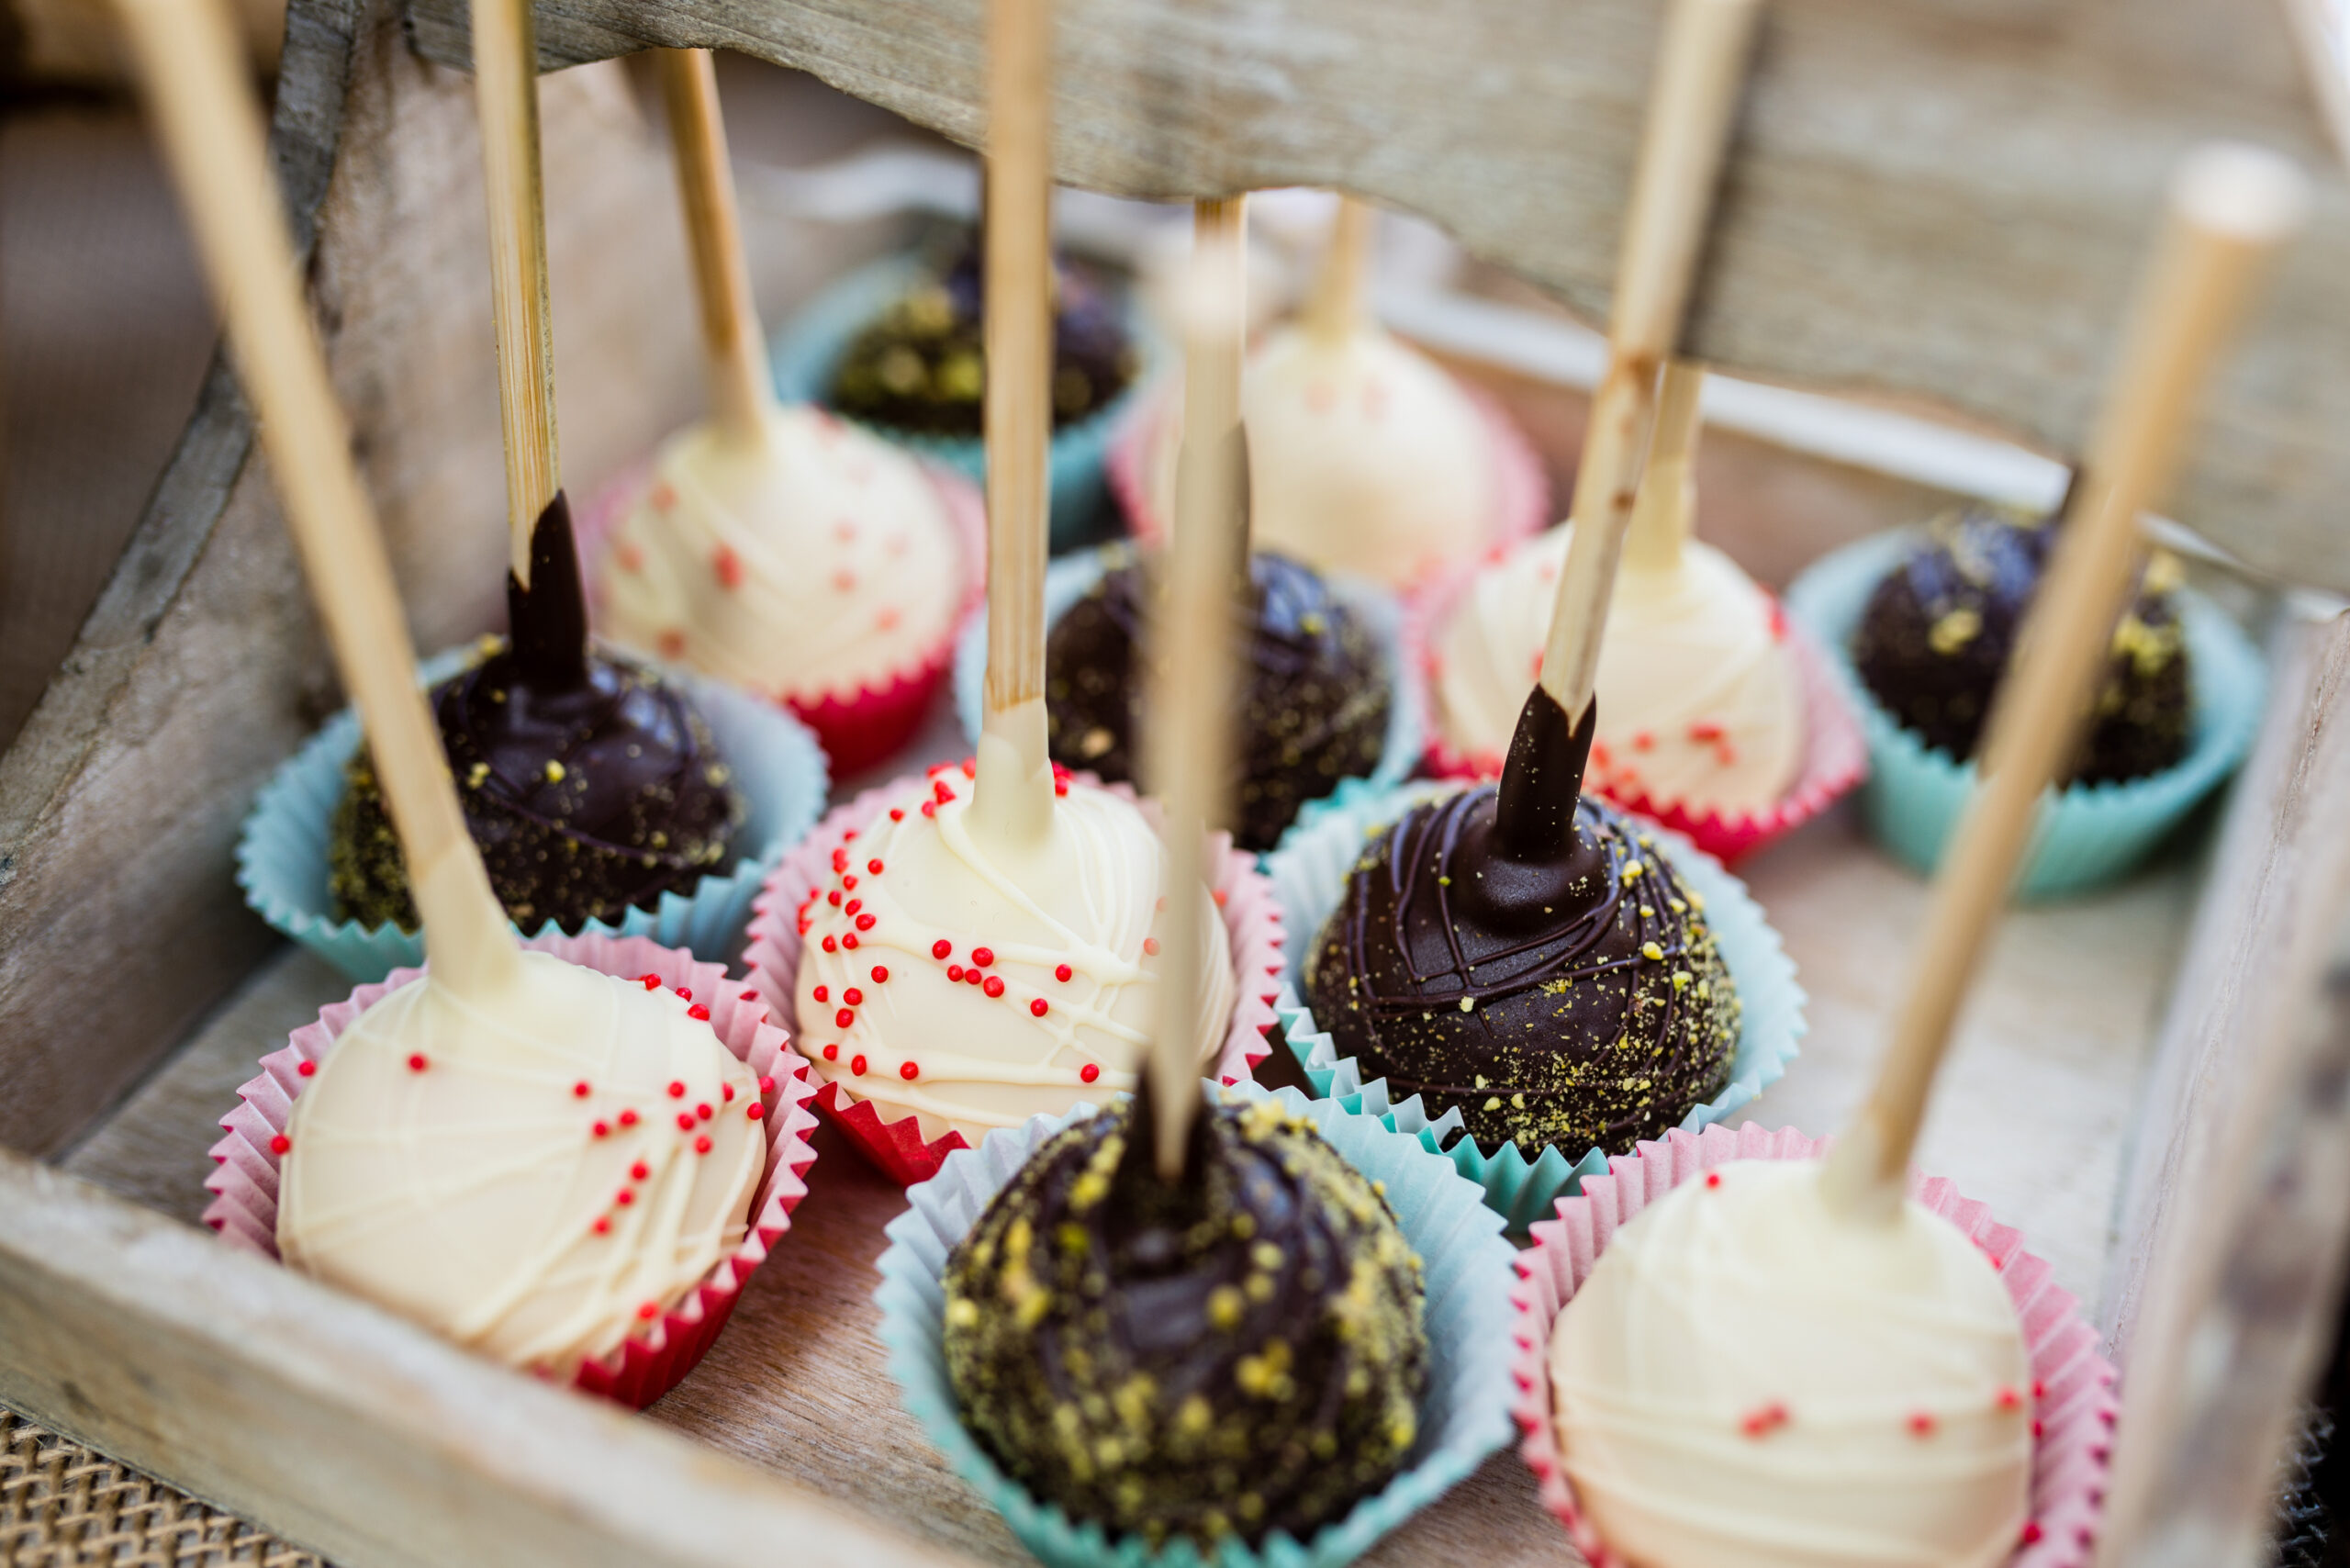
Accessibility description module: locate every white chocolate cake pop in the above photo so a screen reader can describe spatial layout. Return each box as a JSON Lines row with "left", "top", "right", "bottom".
{"left": 1148, "top": 324, "right": 1499, "bottom": 588}
{"left": 1550, "top": 1159, "right": 2033, "bottom": 1568}
{"left": 1433, "top": 524, "right": 1804, "bottom": 816}
{"left": 278, "top": 950, "right": 766, "bottom": 1377}
{"left": 792, "top": 762, "right": 1236, "bottom": 1148}
{"left": 597, "top": 404, "right": 966, "bottom": 702}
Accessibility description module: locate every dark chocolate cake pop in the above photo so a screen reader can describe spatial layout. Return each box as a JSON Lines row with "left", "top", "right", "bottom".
{"left": 830, "top": 236, "right": 1137, "bottom": 437}
{"left": 330, "top": 498, "right": 744, "bottom": 934}
{"left": 1305, "top": 691, "right": 1740, "bottom": 1157}
{"left": 1045, "top": 548, "right": 1391, "bottom": 852}
{"left": 944, "top": 1089, "right": 1427, "bottom": 1551}
{"left": 1852, "top": 505, "right": 2191, "bottom": 785}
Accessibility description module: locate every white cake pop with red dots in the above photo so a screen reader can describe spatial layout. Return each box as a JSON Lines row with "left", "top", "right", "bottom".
{"left": 792, "top": 760, "right": 1236, "bottom": 1148}
{"left": 1549, "top": 1159, "right": 2034, "bottom": 1568}
{"left": 276, "top": 950, "right": 767, "bottom": 1377}
{"left": 597, "top": 404, "right": 966, "bottom": 703}
{"left": 1148, "top": 323, "right": 1498, "bottom": 588}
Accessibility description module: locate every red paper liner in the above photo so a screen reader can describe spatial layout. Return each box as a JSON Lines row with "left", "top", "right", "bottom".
{"left": 574, "top": 436, "right": 989, "bottom": 778}
{"left": 200, "top": 933, "right": 821, "bottom": 1411}
{"left": 1509, "top": 1124, "right": 2119, "bottom": 1568}
{"left": 1104, "top": 370, "right": 1550, "bottom": 594}
{"left": 742, "top": 767, "right": 1286, "bottom": 1186}
{"left": 1409, "top": 561, "right": 1868, "bottom": 864}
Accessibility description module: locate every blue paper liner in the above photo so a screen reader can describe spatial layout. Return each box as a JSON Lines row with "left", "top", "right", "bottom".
{"left": 1260, "top": 778, "right": 1807, "bottom": 1234}
{"left": 953, "top": 543, "right": 1425, "bottom": 860}
{"left": 874, "top": 1080, "right": 1517, "bottom": 1568}
{"left": 237, "top": 642, "right": 831, "bottom": 981}
{"left": 1785, "top": 529, "right": 2266, "bottom": 899}
{"left": 771, "top": 252, "right": 1155, "bottom": 554}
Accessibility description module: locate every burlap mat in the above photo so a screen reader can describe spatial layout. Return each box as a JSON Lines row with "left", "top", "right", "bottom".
{"left": 0, "top": 1410, "right": 322, "bottom": 1567}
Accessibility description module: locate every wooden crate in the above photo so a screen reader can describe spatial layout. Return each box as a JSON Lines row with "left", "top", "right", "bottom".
{"left": 4, "top": 0, "right": 2349, "bottom": 1562}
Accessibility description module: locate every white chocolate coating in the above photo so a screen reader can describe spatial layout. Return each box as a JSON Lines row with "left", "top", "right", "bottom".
{"left": 1434, "top": 527, "right": 1804, "bottom": 815}
{"left": 598, "top": 404, "right": 965, "bottom": 703}
{"left": 1150, "top": 324, "right": 1496, "bottom": 588}
{"left": 792, "top": 766, "right": 1236, "bottom": 1148}
{"left": 278, "top": 950, "right": 764, "bottom": 1377}
{"left": 1550, "top": 1159, "right": 2033, "bottom": 1568}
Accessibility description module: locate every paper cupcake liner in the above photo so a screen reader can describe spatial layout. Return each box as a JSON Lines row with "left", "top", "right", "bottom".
{"left": 1786, "top": 530, "right": 2266, "bottom": 899}
{"left": 237, "top": 643, "right": 832, "bottom": 984}
{"left": 576, "top": 451, "right": 988, "bottom": 778}
{"left": 1105, "top": 368, "right": 1551, "bottom": 594}
{"left": 874, "top": 1079, "right": 1517, "bottom": 1568}
{"left": 1509, "top": 1123, "right": 2120, "bottom": 1567}
{"left": 950, "top": 542, "right": 1426, "bottom": 857}
{"left": 1409, "top": 560, "right": 1869, "bottom": 864}
{"left": 1261, "top": 778, "right": 1807, "bottom": 1234}
{"left": 741, "top": 768, "right": 1287, "bottom": 1186}
{"left": 198, "top": 932, "right": 822, "bottom": 1410}
{"left": 770, "top": 251, "right": 1154, "bottom": 554}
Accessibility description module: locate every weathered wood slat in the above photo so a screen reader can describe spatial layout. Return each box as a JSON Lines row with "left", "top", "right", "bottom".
{"left": 408, "top": 0, "right": 2350, "bottom": 592}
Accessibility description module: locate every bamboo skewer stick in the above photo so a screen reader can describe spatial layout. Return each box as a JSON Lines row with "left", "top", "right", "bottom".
{"left": 1302, "top": 196, "right": 1373, "bottom": 345}
{"left": 970, "top": 0, "right": 1058, "bottom": 850}
{"left": 1537, "top": 0, "right": 1762, "bottom": 726}
{"left": 1143, "top": 199, "right": 1248, "bottom": 1178}
{"left": 655, "top": 48, "right": 776, "bottom": 451}
{"left": 114, "top": 0, "right": 520, "bottom": 1001}
{"left": 1820, "top": 142, "right": 2309, "bottom": 1225}
{"left": 475, "top": 0, "right": 562, "bottom": 583}
{"left": 1622, "top": 359, "right": 1706, "bottom": 572}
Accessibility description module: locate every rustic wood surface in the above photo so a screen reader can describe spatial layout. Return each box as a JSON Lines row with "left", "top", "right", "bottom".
{"left": 404, "top": 0, "right": 2350, "bottom": 595}
{"left": 57, "top": 798, "right": 2198, "bottom": 1567}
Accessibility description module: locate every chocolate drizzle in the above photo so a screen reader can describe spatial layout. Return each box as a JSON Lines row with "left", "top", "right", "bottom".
{"left": 1045, "top": 548, "right": 1392, "bottom": 851}
{"left": 329, "top": 497, "right": 744, "bottom": 934}
{"left": 942, "top": 1092, "right": 1427, "bottom": 1551}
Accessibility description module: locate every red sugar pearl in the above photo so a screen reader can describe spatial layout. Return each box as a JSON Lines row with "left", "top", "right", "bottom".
{"left": 591, "top": 1216, "right": 610, "bottom": 1237}
{"left": 835, "top": 1007, "right": 856, "bottom": 1028}
{"left": 855, "top": 913, "right": 876, "bottom": 931}
{"left": 1056, "top": 964, "right": 1072, "bottom": 982}
{"left": 677, "top": 988, "right": 692, "bottom": 1002}
{"left": 947, "top": 965, "right": 965, "bottom": 982}
{"left": 637, "top": 1302, "right": 659, "bottom": 1321}
{"left": 407, "top": 1053, "right": 428, "bottom": 1072}
{"left": 2020, "top": 1524, "right": 2043, "bottom": 1546}
{"left": 297, "top": 1059, "right": 317, "bottom": 1077}
{"left": 1705, "top": 1171, "right": 1722, "bottom": 1190}
{"left": 631, "top": 1161, "right": 650, "bottom": 1181}
{"left": 900, "top": 1061, "right": 920, "bottom": 1081}
{"left": 1144, "top": 937, "right": 1160, "bottom": 956}
{"left": 1030, "top": 999, "right": 1049, "bottom": 1017}
{"left": 845, "top": 988, "right": 864, "bottom": 1006}
{"left": 1908, "top": 1411, "right": 1937, "bottom": 1437}
{"left": 843, "top": 875, "right": 857, "bottom": 891}
{"left": 1080, "top": 1064, "right": 1101, "bottom": 1084}
{"left": 592, "top": 1121, "right": 610, "bottom": 1138}
{"left": 639, "top": 973, "right": 661, "bottom": 990}
{"left": 832, "top": 848, "right": 850, "bottom": 872}
{"left": 677, "top": 1113, "right": 697, "bottom": 1131}
{"left": 688, "top": 1003, "right": 710, "bottom": 1021}
{"left": 871, "top": 966, "right": 890, "bottom": 984}
{"left": 964, "top": 969, "right": 982, "bottom": 987}
{"left": 813, "top": 985, "right": 830, "bottom": 1002}
{"left": 851, "top": 1054, "right": 868, "bottom": 1077}
{"left": 822, "top": 935, "right": 837, "bottom": 953}
{"left": 746, "top": 1103, "right": 767, "bottom": 1121}
{"left": 933, "top": 939, "right": 952, "bottom": 960}
{"left": 573, "top": 1081, "right": 591, "bottom": 1098}
{"left": 757, "top": 1076, "right": 775, "bottom": 1093}
{"left": 890, "top": 807, "right": 905, "bottom": 821}
{"left": 616, "top": 1190, "right": 635, "bottom": 1207}
{"left": 694, "top": 1135, "right": 712, "bottom": 1155}
{"left": 619, "top": 1109, "right": 640, "bottom": 1128}
{"left": 668, "top": 1081, "right": 687, "bottom": 1099}
{"left": 921, "top": 801, "right": 936, "bottom": 817}
{"left": 722, "top": 1083, "right": 735, "bottom": 1103}
{"left": 828, "top": 890, "right": 843, "bottom": 907}
{"left": 845, "top": 898, "right": 862, "bottom": 914}
{"left": 867, "top": 858, "right": 884, "bottom": 874}
{"left": 1995, "top": 1387, "right": 2022, "bottom": 1411}
{"left": 972, "top": 947, "right": 994, "bottom": 968}
{"left": 697, "top": 1103, "right": 713, "bottom": 1121}
{"left": 843, "top": 933, "right": 860, "bottom": 949}
{"left": 822, "top": 1045, "right": 838, "bottom": 1060}
{"left": 270, "top": 1134, "right": 292, "bottom": 1155}
{"left": 983, "top": 977, "right": 1005, "bottom": 999}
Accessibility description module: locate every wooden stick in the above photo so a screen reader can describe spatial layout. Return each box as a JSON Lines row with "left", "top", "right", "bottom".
{"left": 1622, "top": 359, "right": 1705, "bottom": 571}
{"left": 1820, "top": 142, "right": 2309, "bottom": 1224}
{"left": 1144, "top": 199, "right": 1248, "bottom": 1178}
{"left": 1302, "top": 195, "right": 1372, "bottom": 345}
{"left": 970, "top": 0, "right": 1057, "bottom": 849}
{"left": 655, "top": 49, "right": 776, "bottom": 451}
{"left": 475, "top": 0, "right": 562, "bottom": 583}
{"left": 113, "top": 0, "right": 520, "bottom": 1001}
{"left": 1537, "top": 0, "right": 1762, "bottom": 724}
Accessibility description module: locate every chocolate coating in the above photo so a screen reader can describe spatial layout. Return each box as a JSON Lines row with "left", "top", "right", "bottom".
{"left": 330, "top": 496, "right": 744, "bottom": 934}
{"left": 1045, "top": 549, "right": 1392, "bottom": 851}
{"left": 830, "top": 239, "right": 1137, "bottom": 437}
{"left": 1852, "top": 506, "right": 2192, "bottom": 784}
{"left": 944, "top": 1092, "right": 1427, "bottom": 1551}
{"left": 1304, "top": 778, "right": 1740, "bottom": 1158}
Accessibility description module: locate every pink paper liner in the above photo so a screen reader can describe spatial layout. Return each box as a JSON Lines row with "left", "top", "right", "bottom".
{"left": 1508, "top": 1124, "right": 2119, "bottom": 1568}
{"left": 1409, "top": 560, "right": 1869, "bottom": 864}
{"left": 1105, "top": 369, "right": 1550, "bottom": 594}
{"left": 742, "top": 765, "right": 1287, "bottom": 1186}
{"left": 200, "top": 933, "right": 822, "bottom": 1411}
{"left": 575, "top": 430, "right": 989, "bottom": 778}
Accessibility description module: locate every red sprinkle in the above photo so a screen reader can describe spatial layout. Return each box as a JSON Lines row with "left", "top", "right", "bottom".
{"left": 1056, "top": 964, "right": 1073, "bottom": 982}
{"left": 871, "top": 966, "right": 890, "bottom": 983}
{"left": 843, "top": 934, "right": 860, "bottom": 950}
{"left": 934, "top": 781, "right": 956, "bottom": 804}
{"left": 828, "top": 890, "right": 843, "bottom": 907}
{"left": 900, "top": 1061, "right": 920, "bottom": 1081}
{"left": 694, "top": 1135, "right": 712, "bottom": 1155}
{"left": 845, "top": 897, "right": 862, "bottom": 914}
{"left": 677, "top": 1114, "right": 697, "bottom": 1131}
{"left": 574, "top": 1081, "right": 591, "bottom": 1098}
{"left": 1144, "top": 937, "right": 1160, "bottom": 956}
{"left": 2031, "top": 1419, "right": 2044, "bottom": 1439}
{"left": 631, "top": 1161, "right": 650, "bottom": 1181}
{"left": 933, "top": 939, "right": 953, "bottom": 959}
{"left": 697, "top": 1103, "right": 713, "bottom": 1122}
{"left": 1030, "top": 999, "right": 1049, "bottom": 1017}
{"left": 867, "top": 858, "right": 885, "bottom": 875}
{"left": 757, "top": 1076, "right": 775, "bottom": 1093}
{"left": 592, "top": 1121, "right": 610, "bottom": 1137}
{"left": 851, "top": 1054, "right": 868, "bottom": 1076}
{"left": 972, "top": 947, "right": 994, "bottom": 968}
{"left": 889, "top": 808, "right": 905, "bottom": 821}
{"left": 1995, "top": 1386, "right": 2022, "bottom": 1411}
{"left": 855, "top": 913, "right": 876, "bottom": 931}
{"left": 592, "top": 1216, "right": 610, "bottom": 1236}
{"left": 2032, "top": 1381, "right": 2046, "bottom": 1399}
{"left": 688, "top": 1003, "right": 710, "bottom": 1021}
{"left": 843, "top": 876, "right": 857, "bottom": 892}
{"left": 640, "top": 973, "right": 662, "bottom": 990}
{"left": 637, "top": 1302, "right": 658, "bottom": 1321}
{"left": 408, "top": 1053, "right": 428, "bottom": 1072}
{"left": 1705, "top": 1171, "right": 1722, "bottom": 1189}
{"left": 845, "top": 988, "right": 864, "bottom": 1006}
{"left": 297, "top": 1059, "right": 317, "bottom": 1077}
{"left": 947, "top": 965, "right": 966, "bottom": 982}
{"left": 921, "top": 801, "right": 936, "bottom": 817}
{"left": 1908, "top": 1411, "right": 1937, "bottom": 1437}
{"left": 1080, "top": 1064, "right": 1101, "bottom": 1083}
{"left": 269, "top": 1135, "right": 292, "bottom": 1155}
{"left": 822, "top": 935, "right": 838, "bottom": 952}
{"left": 835, "top": 1007, "right": 856, "bottom": 1028}
{"left": 676, "top": 988, "right": 692, "bottom": 1002}
{"left": 746, "top": 1103, "right": 767, "bottom": 1121}
{"left": 2020, "top": 1524, "right": 2043, "bottom": 1547}
{"left": 620, "top": 1109, "right": 640, "bottom": 1128}
{"left": 983, "top": 976, "right": 1006, "bottom": 999}
{"left": 722, "top": 1084, "right": 735, "bottom": 1103}
{"left": 833, "top": 848, "right": 850, "bottom": 872}
{"left": 668, "top": 1081, "right": 687, "bottom": 1099}
{"left": 617, "top": 1190, "right": 636, "bottom": 1207}
{"left": 822, "top": 1045, "right": 838, "bottom": 1060}
{"left": 813, "top": 985, "right": 830, "bottom": 1002}
{"left": 960, "top": 758, "right": 977, "bottom": 778}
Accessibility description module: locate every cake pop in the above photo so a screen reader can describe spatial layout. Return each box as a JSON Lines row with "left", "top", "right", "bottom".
{"left": 1431, "top": 362, "right": 1804, "bottom": 818}
{"left": 591, "top": 50, "right": 970, "bottom": 770}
